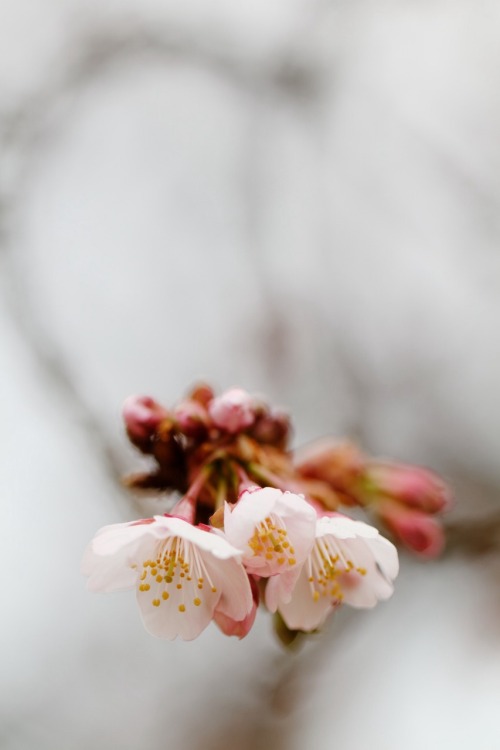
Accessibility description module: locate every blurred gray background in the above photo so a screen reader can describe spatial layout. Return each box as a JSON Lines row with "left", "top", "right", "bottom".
{"left": 1, "top": 1, "right": 500, "bottom": 748}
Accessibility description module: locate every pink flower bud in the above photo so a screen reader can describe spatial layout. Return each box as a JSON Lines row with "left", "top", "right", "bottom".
{"left": 366, "top": 463, "right": 452, "bottom": 514}
{"left": 214, "top": 575, "right": 259, "bottom": 639}
{"left": 377, "top": 501, "right": 445, "bottom": 558}
{"left": 209, "top": 388, "right": 256, "bottom": 434}
{"left": 174, "top": 400, "right": 209, "bottom": 438}
{"left": 123, "top": 395, "right": 169, "bottom": 450}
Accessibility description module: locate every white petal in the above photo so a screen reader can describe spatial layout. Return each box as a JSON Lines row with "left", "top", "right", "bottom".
{"left": 153, "top": 516, "right": 244, "bottom": 560}
{"left": 369, "top": 534, "right": 399, "bottom": 580}
{"left": 276, "top": 566, "right": 333, "bottom": 632}
{"left": 82, "top": 548, "right": 138, "bottom": 592}
{"left": 82, "top": 522, "right": 154, "bottom": 592}
{"left": 265, "top": 569, "right": 302, "bottom": 612}
{"left": 85, "top": 519, "right": 157, "bottom": 557}
{"left": 317, "top": 514, "right": 378, "bottom": 541}
{"left": 208, "top": 557, "right": 253, "bottom": 621}
{"left": 137, "top": 574, "right": 215, "bottom": 641}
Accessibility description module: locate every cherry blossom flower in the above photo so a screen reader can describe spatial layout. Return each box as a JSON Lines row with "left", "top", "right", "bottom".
{"left": 223, "top": 487, "right": 317, "bottom": 598}
{"left": 266, "top": 513, "right": 399, "bottom": 632}
{"left": 82, "top": 515, "right": 253, "bottom": 641}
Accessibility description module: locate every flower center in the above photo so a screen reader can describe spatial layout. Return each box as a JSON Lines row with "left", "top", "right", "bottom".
{"left": 137, "top": 537, "right": 218, "bottom": 612}
{"left": 248, "top": 515, "right": 296, "bottom": 567}
{"left": 307, "top": 536, "right": 366, "bottom": 603}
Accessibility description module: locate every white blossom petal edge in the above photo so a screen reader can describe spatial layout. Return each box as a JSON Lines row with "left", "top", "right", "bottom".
{"left": 82, "top": 516, "right": 253, "bottom": 641}
{"left": 266, "top": 513, "right": 399, "bottom": 632}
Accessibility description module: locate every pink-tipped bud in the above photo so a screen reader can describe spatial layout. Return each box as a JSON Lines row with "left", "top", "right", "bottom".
{"left": 366, "top": 463, "right": 452, "bottom": 514}
{"left": 174, "top": 400, "right": 209, "bottom": 438}
{"left": 295, "top": 439, "right": 365, "bottom": 494}
{"left": 123, "top": 395, "right": 169, "bottom": 451}
{"left": 209, "top": 388, "right": 256, "bottom": 434}
{"left": 214, "top": 575, "right": 259, "bottom": 639}
{"left": 378, "top": 501, "right": 445, "bottom": 558}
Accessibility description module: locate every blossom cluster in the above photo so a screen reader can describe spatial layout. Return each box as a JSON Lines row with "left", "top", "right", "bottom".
{"left": 83, "top": 384, "right": 451, "bottom": 642}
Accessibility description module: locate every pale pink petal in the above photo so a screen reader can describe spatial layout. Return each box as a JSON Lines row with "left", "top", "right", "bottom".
{"left": 82, "top": 547, "right": 140, "bottom": 593}
{"left": 85, "top": 519, "right": 155, "bottom": 557}
{"left": 367, "top": 534, "right": 400, "bottom": 581}
{"left": 137, "top": 572, "right": 215, "bottom": 641}
{"left": 264, "top": 567, "right": 303, "bottom": 612}
{"left": 82, "top": 521, "right": 155, "bottom": 593}
{"left": 275, "top": 566, "right": 333, "bottom": 631}
{"left": 214, "top": 576, "right": 258, "bottom": 639}
{"left": 213, "top": 607, "right": 256, "bottom": 639}
{"left": 154, "top": 516, "right": 244, "bottom": 560}
{"left": 208, "top": 558, "right": 253, "bottom": 622}
{"left": 136, "top": 558, "right": 218, "bottom": 642}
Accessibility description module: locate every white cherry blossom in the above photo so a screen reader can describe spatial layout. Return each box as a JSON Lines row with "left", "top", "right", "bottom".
{"left": 266, "top": 513, "right": 399, "bottom": 632}
{"left": 223, "top": 487, "right": 316, "bottom": 594}
{"left": 82, "top": 515, "right": 253, "bottom": 641}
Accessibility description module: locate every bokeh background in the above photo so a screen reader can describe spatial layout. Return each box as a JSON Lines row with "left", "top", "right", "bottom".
{"left": 2, "top": 1, "right": 500, "bottom": 748}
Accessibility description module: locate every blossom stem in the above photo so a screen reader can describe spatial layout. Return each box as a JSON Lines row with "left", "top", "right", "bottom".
{"left": 171, "top": 465, "right": 212, "bottom": 523}
{"left": 232, "top": 462, "right": 258, "bottom": 493}
{"left": 215, "top": 477, "right": 227, "bottom": 510}
{"left": 247, "top": 462, "right": 302, "bottom": 494}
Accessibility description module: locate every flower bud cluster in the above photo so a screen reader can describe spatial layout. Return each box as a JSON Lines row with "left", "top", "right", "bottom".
{"left": 83, "top": 384, "right": 451, "bottom": 642}
{"left": 295, "top": 440, "right": 452, "bottom": 558}
{"left": 122, "top": 385, "right": 292, "bottom": 500}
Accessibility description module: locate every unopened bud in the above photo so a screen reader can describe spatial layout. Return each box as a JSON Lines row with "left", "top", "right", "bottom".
{"left": 123, "top": 395, "right": 169, "bottom": 452}
{"left": 209, "top": 388, "right": 256, "bottom": 434}
{"left": 378, "top": 500, "right": 445, "bottom": 558}
{"left": 365, "top": 463, "right": 451, "bottom": 514}
{"left": 174, "top": 400, "right": 209, "bottom": 438}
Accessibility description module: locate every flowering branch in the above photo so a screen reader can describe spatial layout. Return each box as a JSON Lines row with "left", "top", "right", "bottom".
{"left": 82, "top": 383, "right": 451, "bottom": 643}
